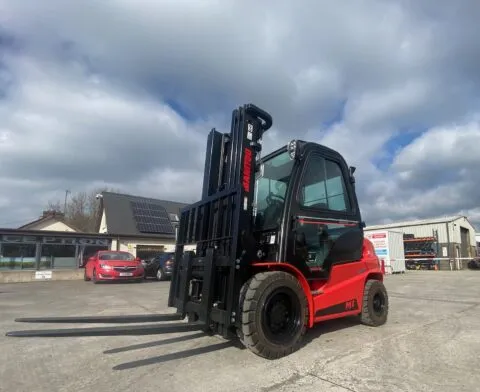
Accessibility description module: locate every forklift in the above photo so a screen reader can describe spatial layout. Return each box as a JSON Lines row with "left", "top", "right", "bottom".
{"left": 5, "top": 103, "right": 388, "bottom": 359}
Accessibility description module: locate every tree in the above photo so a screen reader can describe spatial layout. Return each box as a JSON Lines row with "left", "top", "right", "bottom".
{"left": 46, "top": 187, "right": 118, "bottom": 233}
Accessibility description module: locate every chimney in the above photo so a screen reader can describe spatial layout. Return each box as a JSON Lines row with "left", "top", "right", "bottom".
{"left": 42, "top": 210, "right": 65, "bottom": 219}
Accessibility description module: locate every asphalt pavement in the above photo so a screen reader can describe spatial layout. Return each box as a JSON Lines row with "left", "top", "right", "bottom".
{"left": 0, "top": 271, "right": 479, "bottom": 392}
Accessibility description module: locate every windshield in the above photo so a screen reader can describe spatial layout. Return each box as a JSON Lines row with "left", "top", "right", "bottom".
{"left": 254, "top": 150, "right": 295, "bottom": 230}
{"left": 98, "top": 251, "right": 135, "bottom": 261}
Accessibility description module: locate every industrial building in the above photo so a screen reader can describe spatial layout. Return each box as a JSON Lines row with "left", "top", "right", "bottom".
{"left": 476, "top": 234, "right": 480, "bottom": 256}
{"left": 365, "top": 215, "right": 476, "bottom": 270}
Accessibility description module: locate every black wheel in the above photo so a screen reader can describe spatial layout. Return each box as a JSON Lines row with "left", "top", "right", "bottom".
{"left": 360, "top": 279, "right": 388, "bottom": 326}
{"left": 156, "top": 268, "right": 165, "bottom": 281}
{"left": 239, "top": 271, "right": 308, "bottom": 359}
{"left": 83, "top": 268, "right": 90, "bottom": 281}
{"left": 92, "top": 269, "right": 99, "bottom": 284}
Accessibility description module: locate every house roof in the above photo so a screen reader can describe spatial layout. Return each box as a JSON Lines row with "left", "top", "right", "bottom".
{"left": 96, "top": 191, "right": 190, "bottom": 239}
{"left": 365, "top": 215, "right": 466, "bottom": 231}
{"left": 18, "top": 211, "right": 80, "bottom": 231}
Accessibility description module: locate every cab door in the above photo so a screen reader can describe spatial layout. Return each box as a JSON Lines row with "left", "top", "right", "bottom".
{"left": 287, "top": 149, "right": 364, "bottom": 279}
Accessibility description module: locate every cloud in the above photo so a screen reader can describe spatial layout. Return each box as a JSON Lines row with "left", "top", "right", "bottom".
{"left": 0, "top": 0, "right": 479, "bottom": 231}
{"left": 358, "top": 119, "right": 480, "bottom": 226}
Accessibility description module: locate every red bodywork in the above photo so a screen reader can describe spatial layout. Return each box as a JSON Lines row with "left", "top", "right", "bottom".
{"left": 252, "top": 238, "right": 383, "bottom": 328}
{"left": 84, "top": 250, "right": 145, "bottom": 282}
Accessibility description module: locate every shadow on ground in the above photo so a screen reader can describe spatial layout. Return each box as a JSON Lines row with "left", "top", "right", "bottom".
{"left": 108, "top": 316, "right": 361, "bottom": 370}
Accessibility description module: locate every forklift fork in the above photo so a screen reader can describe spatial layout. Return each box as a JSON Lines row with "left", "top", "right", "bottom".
{"left": 6, "top": 312, "right": 207, "bottom": 338}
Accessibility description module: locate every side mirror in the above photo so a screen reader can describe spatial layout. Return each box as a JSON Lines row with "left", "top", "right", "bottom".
{"left": 135, "top": 257, "right": 141, "bottom": 262}
{"left": 349, "top": 166, "right": 356, "bottom": 184}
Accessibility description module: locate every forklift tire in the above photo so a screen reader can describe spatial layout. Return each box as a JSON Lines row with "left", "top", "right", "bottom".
{"left": 239, "top": 271, "right": 308, "bottom": 359}
{"left": 360, "top": 279, "right": 388, "bottom": 327}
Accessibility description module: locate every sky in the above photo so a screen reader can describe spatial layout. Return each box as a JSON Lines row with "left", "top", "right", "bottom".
{"left": 1, "top": 0, "right": 480, "bottom": 230}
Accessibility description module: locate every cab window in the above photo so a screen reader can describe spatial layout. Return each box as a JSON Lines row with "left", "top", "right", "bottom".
{"left": 299, "top": 155, "right": 351, "bottom": 212}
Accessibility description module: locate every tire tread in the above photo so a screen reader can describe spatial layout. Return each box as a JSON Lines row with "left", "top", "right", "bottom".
{"left": 360, "top": 279, "right": 388, "bottom": 326}
{"left": 238, "top": 271, "right": 308, "bottom": 359}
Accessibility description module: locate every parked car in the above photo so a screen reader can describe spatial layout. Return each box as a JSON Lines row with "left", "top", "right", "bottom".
{"left": 143, "top": 252, "right": 175, "bottom": 281}
{"left": 83, "top": 250, "right": 145, "bottom": 283}
{"left": 467, "top": 258, "right": 480, "bottom": 270}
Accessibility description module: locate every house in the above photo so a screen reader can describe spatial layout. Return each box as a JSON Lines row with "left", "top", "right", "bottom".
{"left": 0, "top": 211, "right": 110, "bottom": 272}
{"left": 95, "top": 191, "right": 193, "bottom": 259}
{"left": 18, "top": 210, "right": 79, "bottom": 232}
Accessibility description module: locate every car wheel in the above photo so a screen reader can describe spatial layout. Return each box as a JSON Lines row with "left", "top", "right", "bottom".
{"left": 92, "top": 268, "right": 99, "bottom": 284}
{"left": 156, "top": 268, "right": 165, "bottom": 281}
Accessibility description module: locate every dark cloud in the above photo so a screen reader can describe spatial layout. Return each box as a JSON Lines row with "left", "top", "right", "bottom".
{"left": 0, "top": 0, "right": 479, "bottom": 230}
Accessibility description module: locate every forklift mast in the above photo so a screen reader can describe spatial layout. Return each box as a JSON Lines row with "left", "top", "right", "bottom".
{"left": 168, "top": 103, "right": 272, "bottom": 337}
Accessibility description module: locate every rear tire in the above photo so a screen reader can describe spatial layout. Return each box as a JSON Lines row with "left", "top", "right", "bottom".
{"left": 239, "top": 271, "right": 308, "bottom": 359}
{"left": 360, "top": 279, "right": 388, "bottom": 326}
{"left": 83, "top": 268, "right": 90, "bottom": 281}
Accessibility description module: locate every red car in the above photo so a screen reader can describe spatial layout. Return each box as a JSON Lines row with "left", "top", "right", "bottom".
{"left": 83, "top": 250, "right": 145, "bottom": 283}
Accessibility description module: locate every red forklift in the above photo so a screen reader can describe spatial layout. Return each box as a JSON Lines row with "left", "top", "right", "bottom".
{"left": 5, "top": 103, "right": 388, "bottom": 359}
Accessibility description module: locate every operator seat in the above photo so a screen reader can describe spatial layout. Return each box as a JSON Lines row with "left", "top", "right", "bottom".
{"left": 261, "top": 199, "right": 284, "bottom": 228}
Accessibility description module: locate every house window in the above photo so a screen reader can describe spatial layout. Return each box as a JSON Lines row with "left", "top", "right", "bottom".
{"left": 0, "top": 242, "right": 36, "bottom": 270}
{"left": 40, "top": 244, "right": 77, "bottom": 269}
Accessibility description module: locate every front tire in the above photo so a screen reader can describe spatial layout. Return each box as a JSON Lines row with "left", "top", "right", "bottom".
{"left": 156, "top": 268, "right": 165, "bottom": 281}
{"left": 360, "top": 279, "right": 388, "bottom": 326}
{"left": 239, "top": 271, "right": 308, "bottom": 359}
{"left": 92, "top": 268, "right": 99, "bottom": 284}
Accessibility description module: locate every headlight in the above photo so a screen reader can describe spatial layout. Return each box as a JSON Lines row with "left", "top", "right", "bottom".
{"left": 287, "top": 139, "right": 297, "bottom": 159}
{"left": 99, "top": 264, "right": 112, "bottom": 270}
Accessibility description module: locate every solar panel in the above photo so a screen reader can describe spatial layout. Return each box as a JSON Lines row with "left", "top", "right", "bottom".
{"left": 130, "top": 201, "right": 175, "bottom": 235}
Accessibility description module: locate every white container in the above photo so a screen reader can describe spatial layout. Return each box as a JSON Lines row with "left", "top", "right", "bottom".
{"left": 364, "top": 230, "right": 406, "bottom": 274}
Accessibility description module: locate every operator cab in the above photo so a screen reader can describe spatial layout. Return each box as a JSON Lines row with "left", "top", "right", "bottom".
{"left": 253, "top": 139, "right": 364, "bottom": 279}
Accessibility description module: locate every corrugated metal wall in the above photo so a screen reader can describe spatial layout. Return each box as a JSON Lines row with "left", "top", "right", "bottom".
{"left": 366, "top": 223, "right": 443, "bottom": 240}
{"left": 365, "top": 217, "right": 477, "bottom": 259}
{"left": 365, "top": 217, "right": 476, "bottom": 244}
{"left": 449, "top": 217, "right": 476, "bottom": 244}
{"left": 388, "top": 230, "right": 405, "bottom": 261}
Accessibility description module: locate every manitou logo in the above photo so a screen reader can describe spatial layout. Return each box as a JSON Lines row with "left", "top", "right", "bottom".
{"left": 242, "top": 147, "right": 253, "bottom": 193}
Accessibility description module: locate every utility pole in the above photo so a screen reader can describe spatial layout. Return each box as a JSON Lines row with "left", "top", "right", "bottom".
{"left": 64, "top": 190, "right": 70, "bottom": 214}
